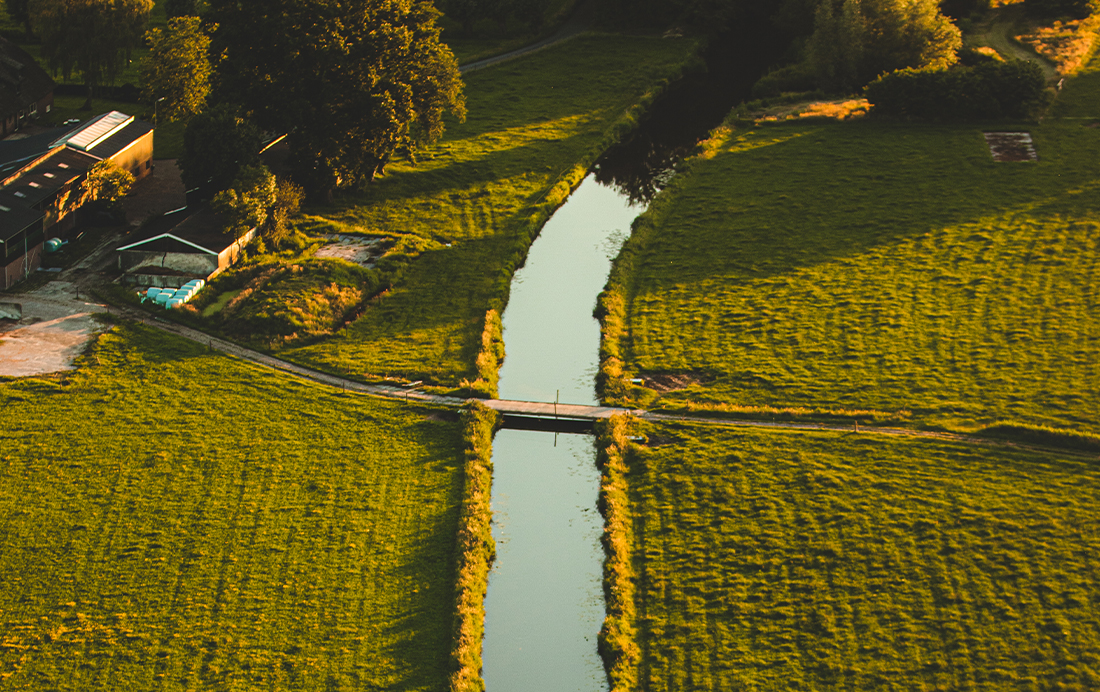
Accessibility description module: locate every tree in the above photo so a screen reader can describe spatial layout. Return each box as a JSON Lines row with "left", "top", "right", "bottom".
{"left": 209, "top": 0, "right": 466, "bottom": 197}
{"left": 212, "top": 164, "right": 303, "bottom": 245}
{"left": 5, "top": 0, "right": 32, "bottom": 40}
{"left": 165, "top": 0, "right": 199, "bottom": 18}
{"left": 266, "top": 179, "right": 304, "bottom": 245}
{"left": 178, "top": 103, "right": 263, "bottom": 194}
{"left": 809, "top": 0, "right": 960, "bottom": 92}
{"left": 29, "top": 0, "right": 154, "bottom": 109}
{"left": 82, "top": 160, "right": 134, "bottom": 216}
{"left": 212, "top": 164, "right": 276, "bottom": 239}
{"left": 141, "top": 16, "right": 213, "bottom": 123}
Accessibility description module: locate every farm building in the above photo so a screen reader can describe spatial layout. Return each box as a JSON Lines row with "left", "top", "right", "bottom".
{"left": 116, "top": 207, "right": 255, "bottom": 288}
{"left": 0, "top": 111, "right": 154, "bottom": 288}
{"left": 0, "top": 37, "right": 54, "bottom": 138}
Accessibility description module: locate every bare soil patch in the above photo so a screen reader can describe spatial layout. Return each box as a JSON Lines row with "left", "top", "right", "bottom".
{"left": 984, "top": 132, "right": 1038, "bottom": 161}
{"left": 313, "top": 235, "right": 388, "bottom": 268}
{"left": 0, "top": 281, "right": 107, "bottom": 377}
{"left": 642, "top": 370, "right": 713, "bottom": 393}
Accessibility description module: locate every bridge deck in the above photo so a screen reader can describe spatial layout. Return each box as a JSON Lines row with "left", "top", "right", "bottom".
{"left": 482, "top": 399, "right": 638, "bottom": 420}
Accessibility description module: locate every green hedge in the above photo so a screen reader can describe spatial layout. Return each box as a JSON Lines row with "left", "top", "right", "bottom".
{"left": 449, "top": 403, "right": 500, "bottom": 692}
{"left": 866, "top": 60, "right": 1049, "bottom": 120}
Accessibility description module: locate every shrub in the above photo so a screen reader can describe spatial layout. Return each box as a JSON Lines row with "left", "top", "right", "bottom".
{"left": 751, "top": 61, "right": 818, "bottom": 98}
{"left": 866, "top": 60, "right": 1049, "bottom": 119}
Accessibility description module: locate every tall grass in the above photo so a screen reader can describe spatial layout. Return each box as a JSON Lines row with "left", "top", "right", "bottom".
{"left": 622, "top": 421, "right": 1100, "bottom": 690}
{"left": 595, "top": 415, "right": 639, "bottom": 692}
{"left": 448, "top": 403, "right": 499, "bottom": 692}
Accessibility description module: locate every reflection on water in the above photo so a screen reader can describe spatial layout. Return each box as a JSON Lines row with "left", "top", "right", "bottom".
{"left": 484, "top": 430, "right": 606, "bottom": 692}
{"left": 496, "top": 175, "right": 641, "bottom": 406}
{"left": 593, "top": 28, "right": 783, "bottom": 204}
{"left": 486, "top": 175, "right": 642, "bottom": 692}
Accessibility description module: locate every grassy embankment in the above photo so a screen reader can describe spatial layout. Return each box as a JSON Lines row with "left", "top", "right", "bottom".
{"left": 601, "top": 419, "right": 1100, "bottom": 691}
{"left": 0, "top": 323, "right": 467, "bottom": 691}
{"left": 599, "top": 56, "right": 1100, "bottom": 436}
{"left": 215, "top": 35, "right": 697, "bottom": 395}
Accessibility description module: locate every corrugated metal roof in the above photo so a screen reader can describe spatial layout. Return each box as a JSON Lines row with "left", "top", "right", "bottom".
{"left": 55, "top": 111, "right": 134, "bottom": 152}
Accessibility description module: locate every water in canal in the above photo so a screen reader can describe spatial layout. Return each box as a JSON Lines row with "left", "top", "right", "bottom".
{"left": 483, "top": 177, "right": 639, "bottom": 692}
{"left": 482, "top": 24, "right": 780, "bottom": 687}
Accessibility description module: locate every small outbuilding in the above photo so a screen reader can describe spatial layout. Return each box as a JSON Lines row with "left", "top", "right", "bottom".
{"left": 116, "top": 206, "right": 255, "bottom": 288}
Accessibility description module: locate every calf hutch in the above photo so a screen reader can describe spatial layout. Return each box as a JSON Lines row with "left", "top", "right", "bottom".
{"left": 116, "top": 207, "right": 255, "bottom": 288}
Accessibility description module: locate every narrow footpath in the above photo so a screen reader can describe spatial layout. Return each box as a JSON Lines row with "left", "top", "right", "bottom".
{"left": 110, "top": 307, "right": 1098, "bottom": 460}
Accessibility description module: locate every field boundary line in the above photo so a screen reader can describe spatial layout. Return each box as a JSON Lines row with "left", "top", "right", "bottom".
{"left": 108, "top": 310, "right": 1100, "bottom": 460}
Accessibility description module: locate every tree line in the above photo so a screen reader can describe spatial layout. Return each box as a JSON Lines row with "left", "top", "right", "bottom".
{"left": 4, "top": 0, "right": 1081, "bottom": 219}
{"left": 5, "top": 0, "right": 467, "bottom": 242}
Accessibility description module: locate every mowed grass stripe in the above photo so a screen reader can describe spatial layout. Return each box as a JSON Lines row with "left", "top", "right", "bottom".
{"left": 0, "top": 323, "right": 463, "bottom": 691}
{"left": 626, "top": 422, "right": 1100, "bottom": 690}
{"left": 606, "top": 76, "right": 1100, "bottom": 431}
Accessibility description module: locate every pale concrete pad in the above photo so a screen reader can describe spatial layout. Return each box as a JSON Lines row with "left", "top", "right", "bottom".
{"left": 0, "top": 281, "right": 108, "bottom": 377}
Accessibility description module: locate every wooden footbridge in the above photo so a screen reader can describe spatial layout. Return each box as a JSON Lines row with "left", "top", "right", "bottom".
{"left": 119, "top": 311, "right": 1097, "bottom": 454}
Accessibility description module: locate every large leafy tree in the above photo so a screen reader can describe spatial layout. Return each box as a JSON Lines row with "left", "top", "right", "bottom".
{"left": 179, "top": 104, "right": 263, "bottom": 194}
{"left": 4, "top": 0, "right": 32, "bottom": 39}
{"left": 29, "top": 0, "right": 154, "bottom": 108}
{"left": 809, "top": 0, "right": 961, "bottom": 92}
{"left": 141, "top": 16, "right": 213, "bottom": 123}
{"left": 212, "top": 164, "right": 276, "bottom": 239}
{"left": 208, "top": 0, "right": 466, "bottom": 197}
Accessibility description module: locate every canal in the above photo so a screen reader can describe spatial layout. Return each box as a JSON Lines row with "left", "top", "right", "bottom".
{"left": 480, "top": 22, "right": 780, "bottom": 689}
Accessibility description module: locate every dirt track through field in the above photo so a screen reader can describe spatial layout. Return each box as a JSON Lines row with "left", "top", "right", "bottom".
{"left": 107, "top": 307, "right": 1097, "bottom": 461}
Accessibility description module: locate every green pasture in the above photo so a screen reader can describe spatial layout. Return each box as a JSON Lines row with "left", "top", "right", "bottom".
{"left": 266, "top": 34, "right": 697, "bottom": 387}
{"left": 0, "top": 323, "right": 464, "bottom": 691}
{"left": 601, "top": 59, "right": 1100, "bottom": 433}
{"left": 623, "top": 421, "right": 1100, "bottom": 691}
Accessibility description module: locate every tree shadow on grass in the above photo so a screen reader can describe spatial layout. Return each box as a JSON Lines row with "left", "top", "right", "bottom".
{"left": 635, "top": 118, "right": 1100, "bottom": 285}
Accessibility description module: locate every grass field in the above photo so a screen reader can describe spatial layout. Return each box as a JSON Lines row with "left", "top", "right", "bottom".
{"left": 613, "top": 420, "right": 1100, "bottom": 691}
{"left": 599, "top": 58, "right": 1100, "bottom": 434}
{"left": 256, "top": 34, "right": 698, "bottom": 389}
{"left": 0, "top": 322, "right": 465, "bottom": 691}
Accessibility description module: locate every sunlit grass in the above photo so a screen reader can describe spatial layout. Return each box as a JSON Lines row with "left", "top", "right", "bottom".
{"left": 602, "top": 63, "right": 1100, "bottom": 433}
{"left": 622, "top": 421, "right": 1100, "bottom": 691}
{"left": 0, "top": 323, "right": 464, "bottom": 691}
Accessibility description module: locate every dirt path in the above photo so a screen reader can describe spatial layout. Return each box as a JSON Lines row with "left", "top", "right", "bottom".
{"left": 459, "top": 0, "right": 595, "bottom": 73}
{"left": 99, "top": 308, "right": 1093, "bottom": 460}
{"left": 980, "top": 6, "right": 1059, "bottom": 81}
